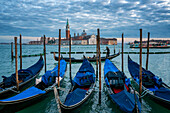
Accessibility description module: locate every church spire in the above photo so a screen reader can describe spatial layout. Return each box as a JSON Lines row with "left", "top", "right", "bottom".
{"left": 67, "top": 18, "right": 69, "bottom": 26}
{"left": 66, "top": 19, "right": 70, "bottom": 39}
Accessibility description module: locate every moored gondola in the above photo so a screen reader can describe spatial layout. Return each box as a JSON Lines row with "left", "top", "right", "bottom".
{"left": 0, "top": 56, "right": 44, "bottom": 99}
{"left": 54, "top": 52, "right": 120, "bottom": 62}
{"left": 0, "top": 59, "right": 67, "bottom": 112}
{"left": 128, "top": 55, "right": 170, "bottom": 109}
{"left": 55, "top": 59, "right": 96, "bottom": 111}
{"left": 104, "top": 59, "right": 141, "bottom": 113}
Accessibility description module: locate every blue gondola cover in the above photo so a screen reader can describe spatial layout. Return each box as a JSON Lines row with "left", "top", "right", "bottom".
{"left": 73, "top": 59, "right": 95, "bottom": 86}
{"left": 2, "top": 56, "right": 44, "bottom": 87}
{"left": 155, "top": 87, "right": 170, "bottom": 101}
{"left": 110, "top": 90, "right": 141, "bottom": 113}
{"left": 104, "top": 59, "right": 119, "bottom": 76}
{"left": 0, "top": 86, "right": 45, "bottom": 101}
{"left": 64, "top": 88, "right": 87, "bottom": 106}
{"left": 42, "top": 59, "right": 67, "bottom": 85}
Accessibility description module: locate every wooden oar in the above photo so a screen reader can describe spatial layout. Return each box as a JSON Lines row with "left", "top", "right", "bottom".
{"left": 53, "top": 86, "right": 62, "bottom": 113}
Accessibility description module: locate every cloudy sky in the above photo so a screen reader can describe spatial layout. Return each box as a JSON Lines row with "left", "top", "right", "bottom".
{"left": 0, "top": 0, "right": 170, "bottom": 42}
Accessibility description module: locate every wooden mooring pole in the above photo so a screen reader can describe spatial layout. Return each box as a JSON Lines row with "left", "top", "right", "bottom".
{"left": 11, "top": 42, "right": 13, "bottom": 60}
{"left": 69, "top": 34, "right": 73, "bottom": 86}
{"left": 96, "top": 35, "right": 98, "bottom": 79}
{"left": 146, "top": 32, "right": 150, "bottom": 70}
{"left": 20, "top": 34, "right": 22, "bottom": 70}
{"left": 44, "top": 35, "right": 47, "bottom": 73}
{"left": 122, "top": 33, "right": 124, "bottom": 73}
{"left": 98, "top": 28, "right": 101, "bottom": 104}
{"left": 14, "top": 37, "right": 19, "bottom": 90}
{"left": 58, "top": 29, "right": 61, "bottom": 87}
{"left": 139, "top": 29, "right": 143, "bottom": 103}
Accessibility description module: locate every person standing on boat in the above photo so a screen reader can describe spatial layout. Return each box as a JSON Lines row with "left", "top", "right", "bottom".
{"left": 105, "top": 46, "right": 110, "bottom": 58}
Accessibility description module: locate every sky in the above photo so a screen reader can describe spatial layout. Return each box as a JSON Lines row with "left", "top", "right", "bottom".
{"left": 0, "top": 0, "right": 170, "bottom": 43}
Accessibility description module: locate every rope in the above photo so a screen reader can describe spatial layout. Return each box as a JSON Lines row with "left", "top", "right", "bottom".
{"left": 140, "top": 89, "right": 153, "bottom": 98}
{"left": 9, "top": 88, "right": 20, "bottom": 94}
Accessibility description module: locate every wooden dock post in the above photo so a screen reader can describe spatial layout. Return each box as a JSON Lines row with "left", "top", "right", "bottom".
{"left": 122, "top": 33, "right": 124, "bottom": 72}
{"left": 69, "top": 34, "right": 73, "bottom": 86}
{"left": 44, "top": 35, "right": 47, "bottom": 73}
{"left": 139, "top": 29, "right": 143, "bottom": 102}
{"left": 98, "top": 28, "right": 101, "bottom": 104}
{"left": 11, "top": 42, "right": 13, "bottom": 60}
{"left": 14, "top": 37, "right": 19, "bottom": 90}
{"left": 58, "top": 29, "right": 61, "bottom": 87}
{"left": 20, "top": 34, "right": 22, "bottom": 70}
{"left": 96, "top": 35, "right": 98, "bottom": 79}
{"left": 146, "top": 32, "right": 150, "bottom": 70}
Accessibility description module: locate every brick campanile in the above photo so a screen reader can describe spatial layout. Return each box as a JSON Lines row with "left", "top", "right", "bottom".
{"left": 66, "top": 19, "right": 70, "bottom": 39}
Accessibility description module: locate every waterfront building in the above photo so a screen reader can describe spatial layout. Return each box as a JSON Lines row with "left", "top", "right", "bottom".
{"left": 28, "top": 19, "right": 117, "bottom": 45}
{"left": 100, "top": 38, "right": 117, "bottom": 45}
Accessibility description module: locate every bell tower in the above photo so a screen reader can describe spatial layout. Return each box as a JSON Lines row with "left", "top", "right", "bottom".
{"left": 66, "top": 19, "right": 70, "bottom": 39}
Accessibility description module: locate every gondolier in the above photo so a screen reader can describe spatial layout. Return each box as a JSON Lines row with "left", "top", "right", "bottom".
{"left": 105, "top": 46, "right": 110, "bottom": 57}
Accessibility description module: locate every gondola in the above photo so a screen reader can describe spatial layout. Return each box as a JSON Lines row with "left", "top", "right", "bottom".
{"left": 128, "top": 55, "right": 170, "bottom": 109}
{"left": 54, "top": 52, "right": 120, "bottom": 62}
{"left": 0, "top": 56, "right": 44, "bottom": 99}
{"left": 56, "top": 59, "right": 96, "bottom": 111}
{"left": 104, "top": 59, "right": 141, "bottom": 113}
{"left": 0, "top": 59, "right": 67, "bottom": 112}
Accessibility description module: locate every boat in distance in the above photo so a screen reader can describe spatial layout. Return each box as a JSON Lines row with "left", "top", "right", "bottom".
{"left": 0, "top": 56, "right": 44, "bottom": 99}
{"left": 0, "top": 59, "right": 67, "bottom": 112}
{"left": 128, "top": 55, "right": 170, "bottom": 109}
{"left": 104, "top": 59, "right": 141, "bottom": 113}
{"left": 54, "top": 52, "right": 120, "bottom": 62}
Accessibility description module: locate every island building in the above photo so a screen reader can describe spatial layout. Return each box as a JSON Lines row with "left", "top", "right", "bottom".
{"left": 29, "top": 19, "right": 117, "bottom": 45}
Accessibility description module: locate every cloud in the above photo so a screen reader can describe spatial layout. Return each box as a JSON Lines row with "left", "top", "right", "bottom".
{"left": 0, "top": 0, "right": 169, "bottom": 43}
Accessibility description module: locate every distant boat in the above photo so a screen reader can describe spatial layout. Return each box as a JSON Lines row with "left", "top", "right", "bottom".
{"left": 55, "top": 59, "right": 96, "bottom": 111}
{"left": 0, "top": 59, "right": 67, "bottom": 112}
{"left": 130, "top": 42, "right": 170, "bottom": 48}
{"left": 128, "top": 56, "right": 170, "bottom": 109}
{"left": 54, "top": 52, "right": 120, "bottom": 63}
{"left": 104, "top": 59, "right": 141, "bottom": 113}
{"left": 0, "top": 56, "right": 44, "bottom": 99}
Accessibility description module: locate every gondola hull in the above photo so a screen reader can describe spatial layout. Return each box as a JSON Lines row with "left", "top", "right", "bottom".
{"left": 54, "top": 52, "right": 120, "bottom": 62}
{"left": 0, "top": 56, "right": 44, "bottom": 99}
{"left": 104, "top": 59, "right": 141, "bottom": 113}
{"left": 128, "top": 56, "right": 170, "bottom": 109}
{"left": 56, "top": 59, "right": 96, "bottom": 112}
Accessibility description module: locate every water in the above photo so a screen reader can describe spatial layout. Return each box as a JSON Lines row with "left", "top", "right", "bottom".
{"left": 0, "top": 44, "right": 169, "bottom": 113}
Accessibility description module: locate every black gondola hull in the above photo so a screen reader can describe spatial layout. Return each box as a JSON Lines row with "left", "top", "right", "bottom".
{"left": 55, "top": 52, "right": 120, "bottom": 62}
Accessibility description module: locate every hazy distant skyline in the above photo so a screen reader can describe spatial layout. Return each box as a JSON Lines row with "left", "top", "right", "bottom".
{"left": 0, "top": 0, "right": 170, "bottom": 42}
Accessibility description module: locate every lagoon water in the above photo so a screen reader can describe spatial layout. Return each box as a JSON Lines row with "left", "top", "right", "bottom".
{"left": 0, "top": 44, "right": 169, "bottom": 113}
